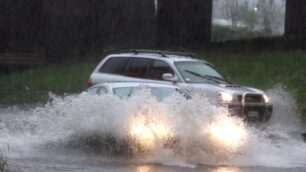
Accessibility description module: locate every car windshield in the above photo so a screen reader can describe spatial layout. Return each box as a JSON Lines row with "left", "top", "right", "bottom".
{"left": 113, "top": 86, "right": 184, "bottom": 101}
{"left": 175, "top": 61, "right": 228, "bottom": 84}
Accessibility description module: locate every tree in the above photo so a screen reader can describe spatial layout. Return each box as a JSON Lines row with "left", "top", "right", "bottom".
{"left": 221, "top": 0, "right": 239, "bottom": 27}
{"left": 238, "top": 1, "right": 249, "bottom": 21}
{"left": 257, "top": 0, "right": 275, "bottom": 34}
{"left": 243, "top": 9, "right": 258, "bottom": 30}
{"left": 256, "top": 0, "right": 286, "bottom": 34}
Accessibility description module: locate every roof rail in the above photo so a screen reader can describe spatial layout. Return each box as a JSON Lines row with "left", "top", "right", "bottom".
{"left": 104, "top": 49, "right": 198, "bottom": 58}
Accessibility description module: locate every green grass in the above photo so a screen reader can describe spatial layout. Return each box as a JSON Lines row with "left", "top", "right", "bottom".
{"left": 0, "top": 63, "right": 95, "bottom": 104}
{"left": 0, "top": 51, "right": 306, "bottom": 111}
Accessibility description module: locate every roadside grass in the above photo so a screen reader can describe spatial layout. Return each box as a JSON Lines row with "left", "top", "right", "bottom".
{"left": 0, "top": 51, "right": 305, "bottom": 112}
{"left": 0, "top": 63, "right": 95, "bottom": 104}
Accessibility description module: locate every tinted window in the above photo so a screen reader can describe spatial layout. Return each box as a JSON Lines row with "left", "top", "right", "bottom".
{"left": 99, "top": 57, "right": 129, "bottom": 74}
{"left": 124, "top": 58, "right": 152, "bottom": 78}
{"left": 147, "top": 60, "right": 174, "bottom": 80}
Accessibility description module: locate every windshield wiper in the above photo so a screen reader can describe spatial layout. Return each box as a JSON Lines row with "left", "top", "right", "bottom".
{"left": 205, "top": 75, "right": 228, "bottom": 83}
{"left": 184, "top": 70, "right": 220, "bottom": 84}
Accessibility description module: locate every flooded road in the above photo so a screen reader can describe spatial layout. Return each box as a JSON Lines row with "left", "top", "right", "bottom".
{"left": 1, "top": 86, "right": 306, "bottom": 172}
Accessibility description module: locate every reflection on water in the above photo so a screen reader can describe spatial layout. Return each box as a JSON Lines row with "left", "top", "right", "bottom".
{"left": 134, "top": 165, "right": 241, "bottom": 172}
{"left": 210, "top": 167, "right": 240, "bottom": 172}
{"left": 136, "top": 165, "right": 153, "bottom": 172}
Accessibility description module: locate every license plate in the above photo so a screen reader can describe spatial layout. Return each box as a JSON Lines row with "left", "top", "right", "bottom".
{"left": 248, "top": 111, "right": 259, "bottom": 117}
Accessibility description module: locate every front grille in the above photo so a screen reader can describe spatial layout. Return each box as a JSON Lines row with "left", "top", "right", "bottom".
{"left": 245, "top": 94, "right": 263, "bottom": 103}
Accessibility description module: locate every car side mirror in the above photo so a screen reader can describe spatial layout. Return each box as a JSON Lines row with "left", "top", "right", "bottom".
{"left": 162, "top": 73, "right": 178, "bottom": 82}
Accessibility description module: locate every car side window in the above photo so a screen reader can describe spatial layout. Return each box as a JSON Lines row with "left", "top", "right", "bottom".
{"left": 99, "top": 57, "right": 129, "bottom": 74}
{"left": 147, "top": 60, "right": 174, "bottom": 80}
{"left": 123, "top": 58, "right": 152, "bottom": 78}
{"left": 97, "top": 86, "right": 108, "bottom": 95}
{"left": 87, "top": 87, "right": 100, "bottom": 94}
{"left": 87, "top": 86, "right": 108, "bottom": 95}
{"left": 113, "top": 87, "right": 133, "bottom": 99}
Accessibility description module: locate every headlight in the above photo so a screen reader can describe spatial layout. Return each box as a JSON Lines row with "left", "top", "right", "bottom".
{"left": 129, "top": 114, "right": 170, "bottom": 148}
{"left": 263, "top": 94, "right": 270, "bottom": 103}
{"left": 205, "top": 115, "right": 247, "bottom": 152}
{"left": 218, "top": 92, "right": 233, "bottom": 103}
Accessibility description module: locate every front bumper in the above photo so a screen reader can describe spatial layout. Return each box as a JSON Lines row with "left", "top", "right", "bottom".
{"left": 226, "top": 103, "right": 273, "bottom": 122}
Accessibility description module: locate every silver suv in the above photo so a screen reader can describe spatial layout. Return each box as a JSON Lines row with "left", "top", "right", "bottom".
{"left": 89, "top": 50, "right": 273, "bottom": 122}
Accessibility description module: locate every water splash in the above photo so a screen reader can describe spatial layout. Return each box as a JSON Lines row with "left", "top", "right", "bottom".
{"left": 0, "top": 86, "right": 305, "bottom": 168}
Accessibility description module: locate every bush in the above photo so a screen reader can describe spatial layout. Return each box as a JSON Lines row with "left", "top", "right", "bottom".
{"left": 211, "top": 25, "right": 274, "bottom": 42}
